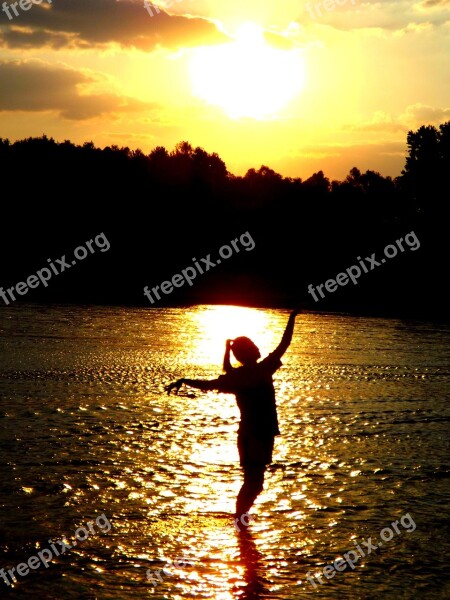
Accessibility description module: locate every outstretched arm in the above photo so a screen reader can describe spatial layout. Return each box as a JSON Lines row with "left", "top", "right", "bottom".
{"left": 223, "top": 339, "right": 234, "bottom": 373}
{"left": 271, "top": 309, "right": 300, "bottom": 361}
{"left": 166, "top": 377, "right": 218, "bottom": 395}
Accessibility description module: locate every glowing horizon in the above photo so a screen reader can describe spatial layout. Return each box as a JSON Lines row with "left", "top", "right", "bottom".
{"left": 0, "top": 0, "right": 448, "bottom": 179}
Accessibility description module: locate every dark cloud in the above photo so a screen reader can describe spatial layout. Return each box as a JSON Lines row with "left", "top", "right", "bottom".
{"left": 0, "top": 28, "right": 74, "bottom": 50}
{"left": 420, "top": 0, "right": 450, "bottom": 6}
{"left": 0, "top": 0, "right": 228, "bottom": 50}
{"left": 0, "top": 60, "right": 157, "bottom": 119}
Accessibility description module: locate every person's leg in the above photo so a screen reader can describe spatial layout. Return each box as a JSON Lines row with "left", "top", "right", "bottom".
{"left": 236, "top": 464, "right": 266, "bottom": 517}
{"left": 236, "top": 433, "right": 275, "bottom": 518}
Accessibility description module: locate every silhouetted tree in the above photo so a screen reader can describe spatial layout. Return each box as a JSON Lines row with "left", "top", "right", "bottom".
{"left": 399, "top": 122, "right": 450, "bottom": 218}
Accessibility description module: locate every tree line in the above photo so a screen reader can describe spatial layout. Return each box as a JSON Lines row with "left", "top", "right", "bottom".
{"left": 0, "top": 122, "right": 448, "bottom": 317}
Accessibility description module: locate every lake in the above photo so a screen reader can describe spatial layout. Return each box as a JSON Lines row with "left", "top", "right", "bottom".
{"left": 0, "top": 304, "right": 449, "bottom": 599}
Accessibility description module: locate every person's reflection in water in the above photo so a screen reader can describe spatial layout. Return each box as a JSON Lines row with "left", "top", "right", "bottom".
{"left": 166, "top": 310, "right": 299, "bottom": 521}
{"left": 234, "top": 528, "right": 268, "bottom": 600}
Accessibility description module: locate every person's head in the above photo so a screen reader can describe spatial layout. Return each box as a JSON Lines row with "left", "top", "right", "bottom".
{"left": 231, "top": 336, "right": 261, "bottom": 365}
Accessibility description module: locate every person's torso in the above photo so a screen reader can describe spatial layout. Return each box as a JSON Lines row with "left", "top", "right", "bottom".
{"left": 233, "top": 364, "right": 280, "bottom": 436}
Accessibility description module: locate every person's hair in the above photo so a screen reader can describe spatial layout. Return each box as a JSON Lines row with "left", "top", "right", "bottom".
{"left": 231, "top": 336, "right": 259, "bottom": 363}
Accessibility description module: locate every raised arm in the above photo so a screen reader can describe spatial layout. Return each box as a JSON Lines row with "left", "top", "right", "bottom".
{"left": 223, "top": 339, "right": 234, "bottom": 373}
{"left": 270, "top": 309, "right": 300, "bottom": 361}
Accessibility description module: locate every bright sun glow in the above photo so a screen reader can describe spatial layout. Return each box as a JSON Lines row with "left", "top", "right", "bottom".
{"left": 189, "top": 305, "right": 279, "bottom": 367}
{"left": 189, "top": 22, "right": 306, "bottom": 119}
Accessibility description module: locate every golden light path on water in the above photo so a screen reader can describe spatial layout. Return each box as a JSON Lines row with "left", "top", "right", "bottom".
{"left": 110, "top": 305, "right": 342, "bottom": 599}
{"left": 119, "top": 305, "right": 363, "bottom": 598}
{"left": 0, "top": 304, "right": 449, "bottom": 598}
{"left": 161, "top": 306, "right": 292, "bottom": 598}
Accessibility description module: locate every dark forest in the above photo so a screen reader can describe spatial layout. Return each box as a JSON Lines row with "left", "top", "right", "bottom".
{"left": 1, "top": 122, "right": 448, "bottom": 318}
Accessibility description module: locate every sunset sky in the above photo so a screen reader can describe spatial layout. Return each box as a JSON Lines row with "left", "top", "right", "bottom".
{"left": 0, "top": 0, "right": 449, "bottom": 179}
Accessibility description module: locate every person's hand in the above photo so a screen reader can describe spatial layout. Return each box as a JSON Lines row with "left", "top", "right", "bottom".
{"left": 165, "top": 379, "right": 184, "bottom": 395}
{"left": 226, "top": 339, "right": 234, "bottom": 348}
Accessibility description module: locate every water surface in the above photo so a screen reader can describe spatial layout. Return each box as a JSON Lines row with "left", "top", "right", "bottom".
{"left": 0, "top": 304, "right": 449, "bottom": 599}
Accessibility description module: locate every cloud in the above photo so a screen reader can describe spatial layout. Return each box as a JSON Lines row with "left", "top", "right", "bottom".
{"left": 263, "top": 30, "right": 298, "bottom": 50}
{"left": 399, "top": 103, "right": 450, "bottom": 126}
{"left": 273, "top": 140, "right": 407, "bottom": 179}
{"left": 0, "top": 60, "right": 157, "bottom": 119}
{"left": 299, "top": 0, "right": 450, "bottom": 32}
{"left": 0, "top": 0, "right": 228, "bottom": 51}
{"left": 344, "top": 111, "right": 409, "bottom": 134}
{"left": 416, "top": 0, "right": 450, "bottom": 8}
{"left": 343, "top": 105, "right": 450, "bottom": 135}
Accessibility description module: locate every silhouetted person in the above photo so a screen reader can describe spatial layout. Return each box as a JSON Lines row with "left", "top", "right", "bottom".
{"left": 166, "top": 309, "right": 300, "bottom": 522}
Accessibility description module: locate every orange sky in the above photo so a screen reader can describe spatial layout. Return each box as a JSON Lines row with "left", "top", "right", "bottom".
{"left": 0, "top": 0, "right": 449, "bottom": 179}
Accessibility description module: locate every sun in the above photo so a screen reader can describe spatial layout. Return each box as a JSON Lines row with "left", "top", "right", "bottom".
{"left": 188, "top": 305, "right": 279, "bottom": 367}
{"left": 189, "top": 22, "right": 306, "bottom": 120}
